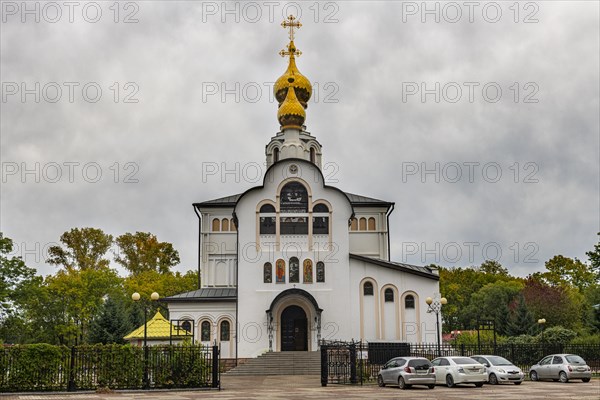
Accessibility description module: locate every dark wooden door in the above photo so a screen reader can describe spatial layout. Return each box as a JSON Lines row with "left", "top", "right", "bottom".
{"left": 281, "top": 305, "right": 308, "bottom": 351}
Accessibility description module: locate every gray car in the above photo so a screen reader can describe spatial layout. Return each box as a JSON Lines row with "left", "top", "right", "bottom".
{"left": 377, "top": 357, "right": 436, "bottom": 389}
{"left": 529, "top": 354, "right": 592, "bottom": 383}
{"left": 471, "top": 355, "right": 524, "bottom": 385}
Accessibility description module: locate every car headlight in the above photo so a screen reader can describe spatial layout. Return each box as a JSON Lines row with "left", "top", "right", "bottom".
{"left": 497, "top": 369, "right": 505, "bottom": 373}
{"left": 458, "top": 368, "right": 465, "bottom": 374}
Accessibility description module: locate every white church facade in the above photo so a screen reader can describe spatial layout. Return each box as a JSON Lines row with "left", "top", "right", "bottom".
{"left": 165, "top": 16, "right": 441, "bottom": 359}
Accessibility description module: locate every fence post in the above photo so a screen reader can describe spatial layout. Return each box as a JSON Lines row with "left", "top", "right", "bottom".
{"left": 211, "top": 345, "right": 219, "bottom": 389}
{"left": 68, "top": 346, "right": 76, "bottom": 391}
{"left": 320, "top": 344, "right": 328, "bottom": 387}
{"left": 460, "top": 343, "right": 465, "bottom": 356}
{"left": 350, "top": 342, "right": 357, "bottom": 384}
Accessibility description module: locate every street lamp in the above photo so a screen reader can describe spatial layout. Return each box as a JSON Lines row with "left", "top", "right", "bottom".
{"left": 132, "top": 291, "right": 159, "bottom": 389}
{"left": 537, "top": 318, "right": 546, "bottom": 342}
{"left": 426, "top": 296, "right": 447, "bottom": 358}
{"left": 450, "top": 330, "right": 462, "bottom": 340}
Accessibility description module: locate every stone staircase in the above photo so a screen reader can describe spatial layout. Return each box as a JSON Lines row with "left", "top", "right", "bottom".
{"left": 225, "top": 351, "right": 321, "bottom": 376}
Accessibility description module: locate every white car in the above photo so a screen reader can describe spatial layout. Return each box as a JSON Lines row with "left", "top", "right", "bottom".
{"left": 431, "top": 356, "right": 487, "bottom": 387}
{"left": 471, "top": 355, "right": 524, "bottom": 385}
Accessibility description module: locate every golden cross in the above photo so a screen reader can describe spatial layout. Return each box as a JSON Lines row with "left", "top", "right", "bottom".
{"left": 281, "top": 14, "right": 302, "bottom": 41}
{"left": 279, "top": 43, "right": 302, "bottom": 58}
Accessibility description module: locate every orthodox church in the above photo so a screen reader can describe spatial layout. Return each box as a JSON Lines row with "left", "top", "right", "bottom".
{"left": 165, "top": 16, "right": 441, "bottom": 359}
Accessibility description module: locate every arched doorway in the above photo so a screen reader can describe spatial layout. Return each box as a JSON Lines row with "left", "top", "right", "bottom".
{"left": 280, "top": 305, "right": 308, "bottom": 351}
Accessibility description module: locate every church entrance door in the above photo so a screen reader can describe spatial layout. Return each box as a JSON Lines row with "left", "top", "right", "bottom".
{"left": 280, "top": 305, "right": 308, "bottom": 351}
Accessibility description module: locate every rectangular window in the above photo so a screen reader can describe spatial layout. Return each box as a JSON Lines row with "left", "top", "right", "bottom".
{"left": 312, "top": 216, "right": 329, "bottom": 234}
{"left": 280, "top": 217, "right": 308, "bottom": 234}
{"left": 260, "top": 217, "right": 276, "bottom": 234}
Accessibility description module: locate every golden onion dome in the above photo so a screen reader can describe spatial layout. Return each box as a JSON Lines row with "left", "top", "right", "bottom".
{"left": 274, "top": 41, "right": 312, "bottom": 108}
{"left": 277, "top": 84, "right": 305, "bottom": 129}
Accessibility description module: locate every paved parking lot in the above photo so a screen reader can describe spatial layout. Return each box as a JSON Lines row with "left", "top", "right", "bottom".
{"left": 1, "top": 375, "right": 598, "bottom": 399}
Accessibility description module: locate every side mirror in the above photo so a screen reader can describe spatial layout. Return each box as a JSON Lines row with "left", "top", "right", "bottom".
{"left": 485, "top": 363, "right": 490, "bottom": 368}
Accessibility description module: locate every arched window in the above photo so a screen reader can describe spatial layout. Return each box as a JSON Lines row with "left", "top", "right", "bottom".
{"left": 303, "top": 259, "right": 313, "bottom": 283}
{"left": 280, "top": 182, "right": 308, "bottom": 234}
{"left": 368, "top": 217, "right": 376, "bottom": 231}
{"left": 273, "top": 147, "right": 280, "bottom": 162}
{"left": 359, "top": 217, "right": 367, "bottom": 231}
{"left": 363, "top": 282, "right": 374, "bottom": 296}
{"left": 405, "top": 295, "right": 415, "bottom": 309}
{"left": 275, "top": 259, "right": 285, "bottom": 283}
{"left": 212, "top": 218, "right": 220, "bottom": 232}
{"left": 230, "top": 219, "right": 237, "bottom": 231}
{"left": 201, "top": 321, "right": 211, "bottom": 342}
{"left": 384, "top": 288, "right": 394, "bottom": 302}
{"left": 316, "top": 262, "right": 325, "bottom": 282}
{"left": 222, "top": 218, "right": 229, "bottom": 231}
{"left": 220, "top": 320, "right": 230, "bottom": 341}
{"left": 263, "top": 262, "right": 272, "bottom": 283}
{"left": 310, "top": 147, "right": 316, "bottom": 164}
{"left": 350, "top": 218, "right": 358, "bottom": 231}
{"left": 181, "top": 320, "right": 192, "bottom": 333}
{"left": 289, "top": 257, "right": 300, "bottom": 283}
{"left": 259, "top": 204, "right": 276, "bottom": 234}
{"left": 313, "top": 203, "right": 329, "bottom": 235}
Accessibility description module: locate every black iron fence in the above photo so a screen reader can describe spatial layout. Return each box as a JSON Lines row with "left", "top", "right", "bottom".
{"left": 0, "top": 343, "right": 220, "bottom": 392}
{"left": 320, "top": 340, "right": 600, "bottom": 386}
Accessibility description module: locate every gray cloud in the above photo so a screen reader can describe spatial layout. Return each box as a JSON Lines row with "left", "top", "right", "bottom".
{"left": 1, "top": 1, "right": 598, "bottom": 278}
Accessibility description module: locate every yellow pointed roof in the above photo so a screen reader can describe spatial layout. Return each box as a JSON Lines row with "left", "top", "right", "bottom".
{"left": 275, "top": 15, "right": 312, "bottom": 128}
{"left": 277, "top": 86, "right": 305, "bottom": 129}
{"left": 124, "top": 311, "right": 190, "bottom": 340}
{"left": 274, "top": 42, "right": 312, "bottom": 108}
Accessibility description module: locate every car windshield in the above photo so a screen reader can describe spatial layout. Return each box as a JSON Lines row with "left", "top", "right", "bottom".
{"left": 565, "top": 355, "right": 586, "bottom": 365}
{"left": 487, "top": 356, "right": 513, "bottom": 366}
{"left": 453, "top": 357, "right": 479, "bottom": 365}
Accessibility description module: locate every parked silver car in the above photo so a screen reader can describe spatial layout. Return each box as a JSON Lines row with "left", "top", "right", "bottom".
{"left": 471, "top": 355, "right": 524, "bottom": 385}
{"left": 377, "top": 357, "right": 436, "bottom": 389}
{"left": 529, "top": 354, "right": 592, "bottom": 383}
{"left": 431, "top": 356, "right": 487, "bottom": 387}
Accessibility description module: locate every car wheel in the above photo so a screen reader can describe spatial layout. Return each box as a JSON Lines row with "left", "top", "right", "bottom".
{"left": 559, "top": 371, "right": 569, "bottom": 383}
{"left": 529, "top": 371, "right": 538, "bottom": 381}
{"left": 428, "top": 384, "right": 435, "bottom": 389}
{"left": 377, "top": 375, "right": 385, "bottom": 387}
{"left": 489, "top": 373, "right": 498, "bottom": 385}
{"left": 582, "top": 378, "right": 591, "bottom": 383}
{"left": 446, "top": 374, "right": 455, "bottom": 388}
{"left": 514, "top": 381, "right": 522, "bottom": 385}
{"left": 475, "top": 382, "right": 484, "bottom": 387}
{"left": 398, "top": 377, "right": 408, "bottom": 390}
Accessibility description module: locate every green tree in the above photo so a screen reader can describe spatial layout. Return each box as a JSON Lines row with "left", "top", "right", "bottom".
{"left": 507, "top": 294, "right": 536, "bottom": 336}
{"left": 585, "top": 232, "right": 600, "bottom": 280}
{"left": 0, "top": 233, "right": 37, "bottom": 319}
{"left": 89, "top": 295, "right": 132, "bottom": 344}
{"left": 536, "top": 326, "right": 577, "bottom": 344}
{"left": 47, "top": 228, "right": 113, "bottom": 271}
{"left": 114, "top": 232, "right": 180, "bottom": 275}
{"left": 543, "top": 255, "right": 596, "bottom": 291}
{"left": 462, "top": 280, "right": 524, "bottom": 335}
{"left": 35, "top": 267, "right": 121, "bottom": 345}
{"left": 478, "top": 260, "right": 509, "bottom": 276}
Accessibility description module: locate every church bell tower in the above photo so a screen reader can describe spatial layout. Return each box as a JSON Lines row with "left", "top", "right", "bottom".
{"left": 266, "top": 15, "right": 323, "bottom": 169}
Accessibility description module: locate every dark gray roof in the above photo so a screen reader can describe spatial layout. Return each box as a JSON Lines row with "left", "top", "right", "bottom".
{"left": 194, "top": 194, "right": 241, "bottom": 208}
{"left": 349, "top": 254, "right": 440, "bottom": 280}
{"left": 343, "top": 192, "right": 394, "bottom": 207}
{"left": 163, "top": 287, "right": 237, "bottom": 302}
{"left": 196, "top": 192, "right": 392, "bottom": 208}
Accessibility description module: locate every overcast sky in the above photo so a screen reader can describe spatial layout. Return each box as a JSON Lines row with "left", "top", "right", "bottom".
{"left": 1, "top": 1, "right": 598, "bottom": 279}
